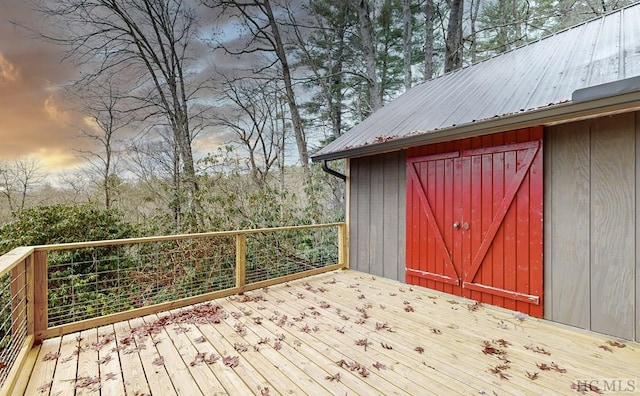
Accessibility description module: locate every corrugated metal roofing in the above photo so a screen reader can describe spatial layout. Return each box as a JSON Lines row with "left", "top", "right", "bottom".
{"left": 313, "top": 3, "right": 640, "bottom": 161}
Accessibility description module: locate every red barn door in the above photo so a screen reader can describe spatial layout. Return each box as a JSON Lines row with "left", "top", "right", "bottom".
{"left": 406, "top": 131, "right": 543, "bottom": 317}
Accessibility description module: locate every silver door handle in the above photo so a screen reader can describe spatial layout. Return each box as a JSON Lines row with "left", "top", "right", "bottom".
{"left": 453, "top": 222, "right": 460, "bottom": 229}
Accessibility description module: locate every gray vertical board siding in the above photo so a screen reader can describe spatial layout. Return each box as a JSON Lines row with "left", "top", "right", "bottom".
{"left": 397, "top": 153, "right": 406, "bottom": 281}
{"left": 369, "top": 157, "right": 385, "bottom": 277}
{"left": 545, "top": 121, "right": 591, "bottom": 329}
{"left": 349, "top": 152, "right": 406, "bottom": 281}
{"left": 637, "top": 112, "right": 640, "bottom": 342}
{"left": 546, "top": 111, "right": 638, "bottom": 341}
{"left": 543, "top": 130, "right": 552, "bottom": 320}
{"left": 382, "top": 152, "right": 406, "bottom": 281}
{"left": 590, "top": 114, "right": 635, "bottom": 340}
{"left": 352, "top": 157, "right": 371, "bottom": 274}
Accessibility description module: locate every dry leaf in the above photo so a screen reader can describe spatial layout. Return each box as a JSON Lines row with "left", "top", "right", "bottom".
{"left": 104, "top": 372, "right": 117, "bottom": 381}
{"left": 524, "top": 344, "right": 551, "bottom": 355}
{"left": 372, "top": 361, "right": 386, "bottom": 370}
{"left": 599, "top": 345, "right": 613, "bottom": 352}
{"left": 152, "top": 356, "right": 164, "bottom": 366}
{"left": 42, "top": 352, "right": 60, "bottom": 361}
{"left": 98, "top": 355, "right": 112, "bottom": 365}
{"left": 37, "top": 381, "right": 52, "bottom": 393}
{"left": 355, "top": 339, "right": 372, "bottom": 351}
{"left": 325, "top": 373, "right": 341, "bottom": 382}
{"left": 75, "top": 376, "right": 101, "bottom": 389}
{"left": 223, "top": 355, "right": 239, "bottom": 368}
{"left": 526, "top": 371, "right": 539, "bottom": 380}
{"left": 607, "top": 340, "right": 626, "bottom": 348}
{"left": 204, "top": 353, "right": 219, "bottom": 364}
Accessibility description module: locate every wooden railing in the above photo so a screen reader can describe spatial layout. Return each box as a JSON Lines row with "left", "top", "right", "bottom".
{"left": 0, "top": 222, "right": 347, "bottom": 394}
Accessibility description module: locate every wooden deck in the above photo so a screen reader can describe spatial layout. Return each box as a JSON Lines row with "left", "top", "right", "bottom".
{"left": 24, "top": 270, "right": 640, "bottom": 395}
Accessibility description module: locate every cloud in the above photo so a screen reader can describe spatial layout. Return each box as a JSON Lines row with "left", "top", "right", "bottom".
{"left": 193, "top": 132, "right": 229, "bottom": 154}
{"left": 44, "top": 95, "right": 71, "bottom": 124}
{"left": 0, "top": 53, "right": 20, "bottom": 84}
{"left": 34, "top": 148, "right": 79, "bottom": 172}
{"left": 0, "top": 0, "right": 86, "bottom": 173}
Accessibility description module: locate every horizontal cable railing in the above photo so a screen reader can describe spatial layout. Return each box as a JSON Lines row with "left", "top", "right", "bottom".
{"left": 0, "top": 247, "right": 34, "bottom": 395}
{"left": 46, "top": 234, "right": 238, "bottom": 327}
{"left": 0, "top": 265, "right": 28, "bottom": 386}
{"left": 0, "top": 222, "right": 346, "bottom": 395}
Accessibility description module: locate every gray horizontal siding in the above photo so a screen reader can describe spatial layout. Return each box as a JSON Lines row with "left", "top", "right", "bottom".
{"left": 349, "top": 152, "right": 406, "bottom": 281}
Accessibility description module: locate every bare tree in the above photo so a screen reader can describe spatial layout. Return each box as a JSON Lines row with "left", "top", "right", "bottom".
{"left": 357, "top": 0, "right": 382, "bottom": 111}
{"left": 403, "top": 0, "right": 412, "bottom": 90}
{"left": 0, "top": 158, "right": 45, "bottom": 214}
{"left": 57, "top": 172, "right": 94, "bottom": 204}
{"left": 468, "top": 0, "right": 482, "bottom": 63}
{"left": 212, "top": 77, "right": 283, "bottom": 188}
{"left": 204, "top": 0, "right": 311, "bottom": 181}
{"left": 75, "top": 77, "right": 130, "bottom": 208}
{"left": 127, "top": 128, "right": 184, "bottom": 228}
{"left": 35, "top": 0, "right": 205, "bottom": 227}
{"left": 445, "top": 0, "right": 464, "bottom": 71}
{"left": 424, "top": 0, "right": 436, "bottom": 79}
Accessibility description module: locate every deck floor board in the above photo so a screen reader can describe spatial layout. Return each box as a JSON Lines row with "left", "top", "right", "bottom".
{"left": 23, "top": 270, "right": 640, "bottom": 395}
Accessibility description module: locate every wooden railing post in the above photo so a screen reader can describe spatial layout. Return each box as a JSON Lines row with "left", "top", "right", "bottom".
{"left": 33, "top": 250, "right": 48, "bottom": 345}
{"left": 235, "top": 234, "right": 247, "bottom": 289}
{"left": 26, "top": 253, "right": 34, "bottom": 337}
{"left": 338, "top": 223, "right": 348, "bottom": 269}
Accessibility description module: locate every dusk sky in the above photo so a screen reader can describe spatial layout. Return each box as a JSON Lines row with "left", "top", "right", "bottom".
{"left": 0, "top": 0, "right": 244, "bottom": 177}
{"left": 0, "top": 0, "right": 92, "bottom": 172}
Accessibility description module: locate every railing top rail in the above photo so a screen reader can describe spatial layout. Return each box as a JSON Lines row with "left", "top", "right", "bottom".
{"left": 0, "top": 246, "right": 34, "bottom": 278}
{"left": 32, "top": 222, "right": 345, "bottom": 252}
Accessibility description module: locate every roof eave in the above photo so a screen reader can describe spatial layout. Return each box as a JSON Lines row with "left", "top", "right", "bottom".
{"left": 312, "top": 90, "right": 640, "bottom": 162}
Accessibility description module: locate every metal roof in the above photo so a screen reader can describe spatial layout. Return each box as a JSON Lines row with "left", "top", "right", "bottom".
{"left": 313, "top": 3, "right": 640, "bottom": 161}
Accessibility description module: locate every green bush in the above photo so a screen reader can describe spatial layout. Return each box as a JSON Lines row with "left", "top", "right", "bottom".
{"left": 0, "top": 203, "right": 135, "bottom": 253}
{"left": 0, "top": 204, "right": 138, "bottom": 326}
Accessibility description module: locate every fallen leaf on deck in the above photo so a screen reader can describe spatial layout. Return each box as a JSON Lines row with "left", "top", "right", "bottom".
{"left": 325, "top": 373, "right": 340, "bottom": 382}
{"left": 43, "top": 352, "right": 60, "bottom": 361}
{"left": 223, "top": 355, "right": 239, "bottom": 368}
{"left": 37, "top": 381, "right": 52, "bottom": 393}
{"left": 152, "top": 356, "right": 164, "bottom": 366}
{"left": 372, "top": 362, "right": 386, "bottom": 370}
{"left": 75, "top": 376, "right": 101, "bottom": 389}
{"left": 607, "top": 340, "right": 626, "bottom": 348}
{"left": 98, "top": 355, "right": 112, "bottom": 365}
{"left": 104, "top": 372, "right": 117, "bottom": 381}
{"left": 599, "top": 344, "right": 613, "bottom": 352}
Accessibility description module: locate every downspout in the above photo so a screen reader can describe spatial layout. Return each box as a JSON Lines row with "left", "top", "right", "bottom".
{"left": 321, "top": 159, "right": 346, "bottom": 181}
{"left": 320, "top": 159, "right": 349, "bottom": 270}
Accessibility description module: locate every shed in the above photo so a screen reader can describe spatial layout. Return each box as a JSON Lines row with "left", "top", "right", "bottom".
{"left": 313, "top": 4, "right": 640, "bottom": 341}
